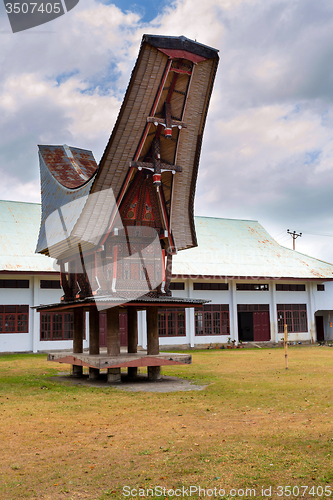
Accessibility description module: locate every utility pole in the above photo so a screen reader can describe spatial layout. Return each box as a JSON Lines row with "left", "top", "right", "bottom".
{"left": 287, "top": 229, "right": 302, "bottom": 250}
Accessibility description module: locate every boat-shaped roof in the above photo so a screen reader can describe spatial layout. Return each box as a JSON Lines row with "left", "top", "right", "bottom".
{"left": 36, "top": 34, "right": 219, "bottom": 258}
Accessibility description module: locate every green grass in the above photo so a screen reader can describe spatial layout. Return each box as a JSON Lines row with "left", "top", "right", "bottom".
{"left": 0, "top": 346, "right": 333, "bottom": 499}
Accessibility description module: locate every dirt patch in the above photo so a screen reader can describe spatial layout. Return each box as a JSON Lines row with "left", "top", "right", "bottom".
{"left": 51, "top": 373, "right": 207, "bottom": 392}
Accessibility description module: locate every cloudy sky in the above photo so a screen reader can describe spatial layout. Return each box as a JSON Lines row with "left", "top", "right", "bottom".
{"left": 1, "top": 0, "right": 333, "bottom": 261}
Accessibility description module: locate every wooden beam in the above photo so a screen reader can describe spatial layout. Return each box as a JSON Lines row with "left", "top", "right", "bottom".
{"left": 146, "top": 306, "right": 161, "bottom": 380}
{"left": 127, "top": 306, "right": 138, "bottom": 378}
{"left": 170, "top": 67, "right": 191, "bottom": 75}
{"left": 89, "top": 305, "right": 100, "bottom": 379}
{"left": 72, "top": 307, "right": 84, "bottom": 377}
{"left": 107, "top": 306, "right": 121, "bottom": 382}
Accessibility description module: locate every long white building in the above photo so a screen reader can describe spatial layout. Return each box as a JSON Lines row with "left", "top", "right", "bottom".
{"left": 1, "top": 200, "right": 333, "bottom": 352}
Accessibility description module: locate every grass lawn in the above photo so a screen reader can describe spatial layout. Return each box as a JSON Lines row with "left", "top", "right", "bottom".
{"left": 0, "top": 346, "right": 333, "bottom": 500}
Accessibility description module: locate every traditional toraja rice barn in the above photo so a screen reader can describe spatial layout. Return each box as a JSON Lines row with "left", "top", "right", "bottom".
{"left": 35, "top": 34, "right": 219, "bottom": 382}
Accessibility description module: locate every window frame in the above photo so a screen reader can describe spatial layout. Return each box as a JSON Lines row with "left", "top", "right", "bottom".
{"left": 40, "top": 280, "right": 61, "bottom": 289}
{"left": 277, "top": 304, "right": 308, "bottom": 333}
{"left": 0, "top": 305, "right": 29, "bottom": 333}
{"left": 276, "top": 284, "right": 306, "bottom": 291}
{"left": 0, "top": 280, "right": 29, "bottom": 289}
{"left": 40, "top": 311, "right": 75, "bottom": 341}
{"left": 195, "top": 304, "right": 230, "bottom": 336}
{"left": 193, "top": 282, "right": 229, "bottom": 291}
{"left": 169, "top": 282, "right": 185, "bottom": 291}
{"left": 236, "top": 283, "right": 269, "bottom": 291}
{"left": 158, "top": 308, "right": 186, "bottom": 337}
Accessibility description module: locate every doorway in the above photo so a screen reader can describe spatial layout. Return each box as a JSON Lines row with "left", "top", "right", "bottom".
{"left": 315, "top": 315, "right": 324, "bottom": 342}
{"left": 99, "top": 311, "right": 128, "bottom": 348}
{"left": 238, "top": 305, "right": 270, "bottom": 342}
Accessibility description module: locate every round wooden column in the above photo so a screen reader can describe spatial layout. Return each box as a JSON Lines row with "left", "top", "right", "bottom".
{"left": 107, "top": 306, "right": 121, "bottom": 383}
{"left": 146, "top": 306, "right": 161, "bottom": 380}
{"left": 89, "top": 305, "right": 100, "bottom": 380}
{"left": 127, "top": 306, "right": 138, "bottom": 378}
{"left": 72, "top": 307, "right": 84, "bottom": 377}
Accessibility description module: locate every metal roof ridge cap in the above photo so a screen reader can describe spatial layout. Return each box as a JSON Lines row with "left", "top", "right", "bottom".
{"left": 278, "top": 244, "right": 333, "bottom": 267}
{"left": 194, "top": 215, "right": 259, "bottom": 222}
{"left": 0, "top": 199, "right": 41, "bottom": 206}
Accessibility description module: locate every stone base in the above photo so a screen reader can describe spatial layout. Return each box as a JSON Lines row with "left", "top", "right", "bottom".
{"left": 72, "top": 365, "right": 83, "bottom": 377}
{"left": 89, "top": 367, "right": 99, "bottom": 380}
{"left": 107, "top": 367, "right": 121, "bottom": 383}
{"left": 148, "top": 366, "right": 161, "bottom": 380}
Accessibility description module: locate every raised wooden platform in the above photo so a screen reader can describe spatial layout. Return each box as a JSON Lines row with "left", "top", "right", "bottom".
{"left": 47, "top": 351, "right": 191, "bottom": 369}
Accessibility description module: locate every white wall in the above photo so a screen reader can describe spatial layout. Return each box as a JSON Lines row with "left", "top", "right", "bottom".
{"left": 2, "top": 275, "right": 333, "bottom": 352}
{"left": 0, "top": 274, "right": 89, "bottom": 353}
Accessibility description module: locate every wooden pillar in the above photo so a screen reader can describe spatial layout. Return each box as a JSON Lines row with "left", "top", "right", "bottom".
{"left": 72, "top": 307, "right": 84, "bottom": 377}
{"left": 146, "top": 306, "right": 161, "bottom": 380}
{"left": 107, "top": 306, "right": 121, "bottom": 383}
{"left": 127, "top": 306, "right": 138, "bottom": 378}
{"left": 89, "top": 305, "right": 100, "bottom": 380}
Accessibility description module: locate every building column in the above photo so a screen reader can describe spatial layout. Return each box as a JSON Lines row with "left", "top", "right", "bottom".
{"left": 187, "top": 307, "right": 195, "bottom": 348}
{"left": 107, "top": 306, "right": 121, "bottom": 383}
{"left": 127, "top": 306, "right": 138, "bottom": 378}
{"left": 308, "top": 282, "right": 316, "bottom": 343}
{"left": 89, "top": 305, "right": 100, "bottom": 379}
{"left": 146, "top": 306, "right": 160, "bottom": 380}
{"left": 32, "top": 276, "right": 39, "bottom": 353}
{"left": 141, "top": 310, "right": 147, "bottom": 349}
{"left": 270, "top": 281, "right": 279, "bottom": 343}
{"left": 72, "top": 307, "right": 84, "bottom": 377}
{"left": 230, "top": 280, "right": 238, "bottom": 343}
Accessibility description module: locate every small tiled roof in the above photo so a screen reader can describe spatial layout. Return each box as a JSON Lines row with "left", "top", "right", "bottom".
{"left": 36, "top": 148, "right": 97, "bottom": 259}
{"left": 172, "top": 217, "right": 333, "bottom": 280}
{"left": 38, "top": 145, "right": 98, "bottom": 189}
{"left": 0, "top": 200, "right": 56, "bottom": 273}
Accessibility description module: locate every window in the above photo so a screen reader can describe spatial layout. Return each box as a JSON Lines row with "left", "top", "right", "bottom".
{"left": 0, "top": 280, "right": 29, "bottom": 288}
{"left": 276, "top": 284, "right": 306, "bottom": 291}
{"left": 237, "top": 304, "right": 269, "bottom": 312}
{"left": 40, "top": 280, "right": 61, "bottom": 289}
{"left": 317, "top": 284, "right": 325, "bottom": 291}
{"left": 193, "top": 283, "right": 228, "bottom": 291}
{"left": 236, "top": 283, "right": 269, "bottom": 291}
{"left": 0, "top": 305, "right": 29, "bottom": 333}
{"left": 40, "top": 312, "right": 74, "bottom": 340}
{"left": 277, "top": 304, "right": 308, "bottom": 333}
{"left": 195, "top": 305, "right": 229, "bottom": 336}
{"left": 169, "top": 282, "right": 185, "bottom": 291}
{"left": 158, "top": 309, "right": 186, "bottom": 337}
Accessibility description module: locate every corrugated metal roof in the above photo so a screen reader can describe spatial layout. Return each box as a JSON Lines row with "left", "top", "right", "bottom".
{"left": 35, "top": 295, "right": 208, "bottom": 311}
{"left": 0, "top": 200, "right": 57, "bottom": 273}
{"left": 3, "top": 204, "right": 332, "bottom": 279}
{"left": 172, "top": 217, "right": 333, "bottom": 279}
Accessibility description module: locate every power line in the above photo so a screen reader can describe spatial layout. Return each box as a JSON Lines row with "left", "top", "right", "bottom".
{"left": 273, "top": 230, "right": 288, "bottom": 239}
{"left": 302, "top": 231, "right": 333, "bottom": 238}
